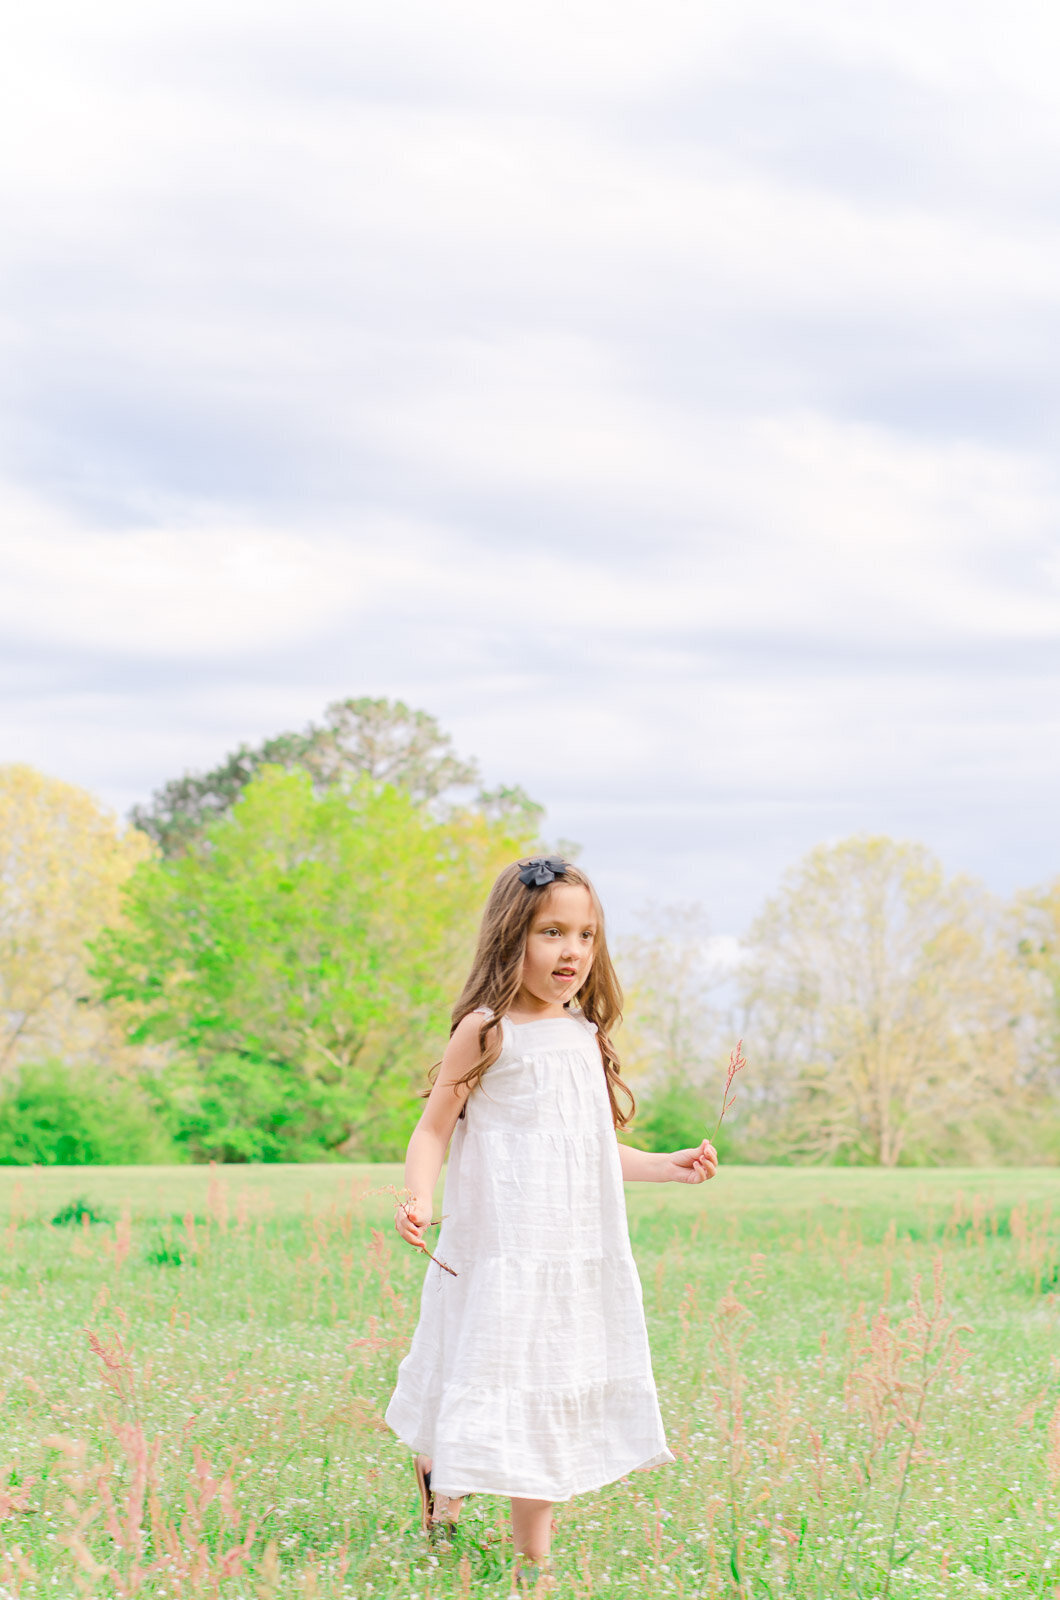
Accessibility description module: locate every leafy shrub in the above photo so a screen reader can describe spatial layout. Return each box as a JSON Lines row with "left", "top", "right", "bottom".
{"left": 150, "top": 1051, "right": 351, "bottom": 1163}
{"left": 0, "top": 1058, "right": 179, "bottom": 1166}
{"left": 143, "top": 1236, "right": 185, "bottom": 1267}
{"left": 51, "top": 1196, "right": 111, "bottom": 1226}
{"left": 629, "top": 1073, "right": 741, "bottom": 1161}
{"left": 147, "top": 1046, "right": 424, "bottom": 1163}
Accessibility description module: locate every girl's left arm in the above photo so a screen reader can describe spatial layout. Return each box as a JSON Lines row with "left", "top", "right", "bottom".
{"left": 618, "top": 1138, "right": 718, "bottom": 1185}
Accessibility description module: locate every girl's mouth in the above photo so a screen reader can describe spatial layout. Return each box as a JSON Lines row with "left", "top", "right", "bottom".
{"left": 554, "top": 968, "right": 576, "bottom": 980}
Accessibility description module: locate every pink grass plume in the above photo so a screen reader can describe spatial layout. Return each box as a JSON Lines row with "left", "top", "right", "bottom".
{"left": 712, "top": 1040, "right": 747, "bottom": 1144}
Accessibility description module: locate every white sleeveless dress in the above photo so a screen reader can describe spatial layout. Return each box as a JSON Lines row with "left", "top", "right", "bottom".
{"left": 385, "top": 1011, "right": 674, "bottom": 1501}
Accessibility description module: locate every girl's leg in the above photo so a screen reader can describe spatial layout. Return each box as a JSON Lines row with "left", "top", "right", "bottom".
{"left": 432, "top": 1492, "right": 465, "bottom": 1524}
{"left": 509, "top": 1497, "right": 553, "bottom": 1564}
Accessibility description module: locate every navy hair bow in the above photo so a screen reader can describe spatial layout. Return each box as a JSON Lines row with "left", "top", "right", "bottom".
{"left": 517, "top": 856, "right": 568, "bottom": 888}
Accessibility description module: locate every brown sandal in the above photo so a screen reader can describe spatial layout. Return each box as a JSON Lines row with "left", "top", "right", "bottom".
{"left": 511, "top": 1560, "right": 555, "bottom": 1594}
{"left": 414, "top": 1455, "right": 471, "bottom": 1539}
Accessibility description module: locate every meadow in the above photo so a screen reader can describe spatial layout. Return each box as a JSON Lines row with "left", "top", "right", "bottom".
{"left": 1, "top": 1163, "right": 1058, "bottom": 1599}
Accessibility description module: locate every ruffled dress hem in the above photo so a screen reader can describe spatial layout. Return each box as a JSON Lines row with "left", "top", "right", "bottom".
{"left": 386, "top": 1411, "right": 675, "bottom": 1502}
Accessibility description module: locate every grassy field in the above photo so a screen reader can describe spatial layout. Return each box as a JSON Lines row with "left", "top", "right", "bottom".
{"left": 1, "top": 1163, "right": 1058, "bottom": 1598}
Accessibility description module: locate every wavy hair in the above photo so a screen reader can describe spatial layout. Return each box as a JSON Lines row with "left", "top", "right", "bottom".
{"left": 438, "top": 859, "right": 635, "bottom": 1128}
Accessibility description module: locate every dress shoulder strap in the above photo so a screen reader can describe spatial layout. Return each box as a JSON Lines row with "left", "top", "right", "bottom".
{"left": 470, "top": 1004, "right": 513, "bottom": 1053}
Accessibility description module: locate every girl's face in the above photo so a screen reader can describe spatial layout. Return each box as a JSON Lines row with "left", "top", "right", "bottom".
{"left": 516, "top": 882, "right": 597, "bottom": 1015}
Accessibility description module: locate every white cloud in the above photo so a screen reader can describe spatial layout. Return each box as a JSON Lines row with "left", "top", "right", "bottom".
{"left": 0, "top": 490, "right": 447, "bottom": 657}
{"left": 4, "top": 385, "right": 1057, "bottom": 667}
{"left": 2, "top": 0, "right": 1060, "bottom": 933}
{"left": 358, "top": 346, "right": 1060, "bottom": 641}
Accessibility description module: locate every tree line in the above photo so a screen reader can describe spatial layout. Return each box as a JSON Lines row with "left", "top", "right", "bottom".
{"left": 1, "top": 697, "right": 1057, "bottom": 1166}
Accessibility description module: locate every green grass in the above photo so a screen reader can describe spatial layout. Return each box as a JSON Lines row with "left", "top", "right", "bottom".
{"left": 1, "top": 1164, "right": 1058, "bottom": 1598}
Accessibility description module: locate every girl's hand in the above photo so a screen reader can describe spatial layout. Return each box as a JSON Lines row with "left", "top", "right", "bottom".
{"left": 395, "top": 1193, "right": 432, "bottom": 1247}
{"left": 665, "top": 1139, "right": 718, "bottom": 1185}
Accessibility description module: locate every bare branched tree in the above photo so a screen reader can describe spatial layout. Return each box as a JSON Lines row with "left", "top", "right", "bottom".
{"left": 617, "top": 905, "right": 734, "bottom": 1085}
{"left": 739, "top": 836, "right": 1034, "bottom": 1165}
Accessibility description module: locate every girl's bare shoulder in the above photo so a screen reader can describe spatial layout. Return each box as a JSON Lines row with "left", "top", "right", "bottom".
{"left": 446, "top": 1008, "right": 497, "bottom": 1053}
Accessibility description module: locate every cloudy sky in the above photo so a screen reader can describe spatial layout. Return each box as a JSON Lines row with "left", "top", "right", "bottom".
{"left": 3, "top": 0, "right": 1059, "bottom": 934}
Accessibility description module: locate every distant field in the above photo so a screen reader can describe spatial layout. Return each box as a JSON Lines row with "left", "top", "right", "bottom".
{"left": 2, "top": 1164, "right": 1058, "bottom": 1597}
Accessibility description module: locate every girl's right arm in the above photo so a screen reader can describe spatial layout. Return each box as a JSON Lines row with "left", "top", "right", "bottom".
{"left": 394, "top": 1012, "right": 486, "bottom": 1250}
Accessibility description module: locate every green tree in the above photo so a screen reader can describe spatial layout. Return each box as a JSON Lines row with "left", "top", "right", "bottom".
{"left": 130, "top": 696, "right": 482, "bottom": 857}
{"left": 739, "top": 836, "right": 1032, "bottom": 1166}
{"left": 94, "top": 766, "right": 536, "bottom": 1160}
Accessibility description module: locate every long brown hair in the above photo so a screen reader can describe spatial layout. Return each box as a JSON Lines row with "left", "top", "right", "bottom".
{"left": 440, "top": 859, "right": 636, "bottom": 1128}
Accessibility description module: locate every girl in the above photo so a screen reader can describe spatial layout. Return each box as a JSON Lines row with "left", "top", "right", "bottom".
{"left": 386, "top": 857, "right": 718, "bottom": 1586}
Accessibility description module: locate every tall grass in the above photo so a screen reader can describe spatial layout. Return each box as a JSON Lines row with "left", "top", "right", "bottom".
{"left": 1, "top": 1165, "right": 1057, "bottom": 1597}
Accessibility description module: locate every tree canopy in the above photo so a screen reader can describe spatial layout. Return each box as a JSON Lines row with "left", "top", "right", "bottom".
{"left": 94, "top": 765, "right": 538, "bottom": 1160}
{"left": 4, "top": 733, "right": 1058, "bottom": 1166}
{"left": 129, "top": 696, "right": 485, "bottom": 857}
